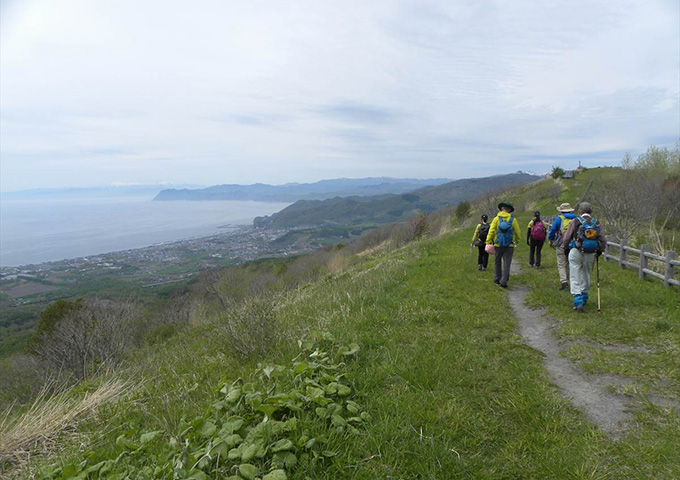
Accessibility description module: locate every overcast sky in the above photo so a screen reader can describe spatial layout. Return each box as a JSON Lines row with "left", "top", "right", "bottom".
{"left": 1, "top": 0, "right": 678, "bottom": 191}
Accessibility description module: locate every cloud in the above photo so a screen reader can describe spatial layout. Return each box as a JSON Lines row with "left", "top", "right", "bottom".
{"left": 0, "top": 0, "right": 678, "bottom": 190}
{"left": 315, "top": 101, "right": 397, "bottom": 124}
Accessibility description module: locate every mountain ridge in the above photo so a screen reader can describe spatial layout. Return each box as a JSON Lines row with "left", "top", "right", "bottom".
{"left": 254, "top": 172, "right": 543, "bottom": 229}
{"left": 153, "top": 177, "right": 453, "bottom": 202}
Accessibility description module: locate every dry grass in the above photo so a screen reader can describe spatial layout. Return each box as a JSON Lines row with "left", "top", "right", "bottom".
{"left": 0, "top": 378, "right": 131, "bottom": 470}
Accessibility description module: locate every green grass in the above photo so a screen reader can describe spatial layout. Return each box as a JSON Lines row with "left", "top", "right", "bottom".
{"left": 512, "top": 211, "right": 680, "bottom": 404}
{"left": 8, "top": 219, "right": 679, "bottom": 479}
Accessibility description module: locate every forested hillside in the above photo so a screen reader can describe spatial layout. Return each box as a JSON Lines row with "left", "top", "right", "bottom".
{"left": 254, "top": 172, "right": 541, "bottom": 229}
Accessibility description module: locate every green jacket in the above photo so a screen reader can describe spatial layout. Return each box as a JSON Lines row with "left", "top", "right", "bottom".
{"left": 486, "top": 211, "right": 521, "bottom": 247}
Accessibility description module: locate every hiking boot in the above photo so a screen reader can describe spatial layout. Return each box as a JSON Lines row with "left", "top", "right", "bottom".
{"left": 494, "top": 279, "right": 500, "bottom": 285}
{"left": 482, "top": 267, "right": 487, "bottom": 271}
{"left": 478, "top": 265, "right": 482, "bottom": 271}
{"left": 560, "top": 282, "right": 568, "bottom": 290}
{"left": 574, "top": 306, "right": 584, "bottom": 313}
{"left": 500, "top": 284, "right": 508, "bottom": 288}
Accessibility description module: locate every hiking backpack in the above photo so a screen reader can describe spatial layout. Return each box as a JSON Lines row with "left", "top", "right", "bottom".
{"left": 497, "top": 215, "right": 514, "bottom": 247}
{"left": 552, "top": 214, "right": 573, "bottom": 248}
{"left": 575, "top": 216, "right": 600, "bottom": 253}
{"left": 560, "top": 214, "right": 573, "bottom": 234}
{"left": 478, "top": 223, "right": 490, "bottom": 243}
{"left": 531, "top": 221, "right": 546, "bottom": 241}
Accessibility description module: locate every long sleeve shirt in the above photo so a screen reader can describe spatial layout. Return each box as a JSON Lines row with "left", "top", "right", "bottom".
{"left": 486, "top": 212, "right": 521, "bottom": 247}
{"left": 548, "top": 212, "right": 577, "bottom": 241}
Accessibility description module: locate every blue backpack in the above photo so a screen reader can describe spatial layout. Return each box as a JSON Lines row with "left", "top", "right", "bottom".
{"left": 497, "top": 215, "right": 514, "bottom": 247}
{"left": 575, "top": 216, "right": 600, "bottom": 253}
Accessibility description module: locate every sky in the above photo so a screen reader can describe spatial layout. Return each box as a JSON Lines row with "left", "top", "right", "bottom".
{"left": 1, "top": 0, "right": 679, "bottom": 191}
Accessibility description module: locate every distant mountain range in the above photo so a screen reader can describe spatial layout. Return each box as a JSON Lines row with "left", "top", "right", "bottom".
{"left": 2, "top": 184, "right": 202, "bottom": 200}
{"left": 153, "top": 178, "right": 453, "bottom": 202}
{"left": 254, "top": 172, "right": 543, "bottom": 229}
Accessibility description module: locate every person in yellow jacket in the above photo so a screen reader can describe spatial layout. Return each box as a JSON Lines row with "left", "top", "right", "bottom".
{"left": 486, "top": 202, "right": 521, "bottom": 288}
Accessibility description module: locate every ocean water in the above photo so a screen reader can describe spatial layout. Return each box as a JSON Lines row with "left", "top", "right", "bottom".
{"left": 0, "top": 197, "right": 289, "bottom": 267}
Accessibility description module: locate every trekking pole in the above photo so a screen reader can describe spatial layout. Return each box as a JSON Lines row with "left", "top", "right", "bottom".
{"left": 596, "top": 255, "right": 602, "bottom": 313}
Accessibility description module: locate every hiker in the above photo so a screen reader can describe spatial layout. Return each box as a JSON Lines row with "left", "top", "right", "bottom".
{"left": 562, "top": 202, "right": 607, "bottom": 312}
{"left": 470, "top": 214, "right": 490, "bottom": 271}
{"left": 526, "top": 211, "right": 547, "bottom": 268}
{"left": 548, "top": 203, "right": 577, "bottom": 290}
{"left": 486, "top": 202, "right": 521, "bottom": 288}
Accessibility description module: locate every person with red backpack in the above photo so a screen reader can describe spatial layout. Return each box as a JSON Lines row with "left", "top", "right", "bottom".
{"left": 471, "top": 214, "right": 490, "bottom": 271}
{"left": 526, "top": 211, "right": 547, "bottom": 268}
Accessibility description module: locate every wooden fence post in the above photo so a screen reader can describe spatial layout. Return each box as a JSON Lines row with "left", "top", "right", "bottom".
{"left": 604, "top": 242, "right": 610, "bottom": 262}
{"left": 665, "top": 250, "right": 677, "bottom": 287}
{"left": 619, "top": 238, "right": 627, "bottom": 269}
{"left": 639, "top": 245, "right": 648, "bottom": 280}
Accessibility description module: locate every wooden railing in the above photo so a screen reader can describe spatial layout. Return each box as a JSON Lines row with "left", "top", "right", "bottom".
{"left": 603, "top": 240, "right": 679, "bottom": 288}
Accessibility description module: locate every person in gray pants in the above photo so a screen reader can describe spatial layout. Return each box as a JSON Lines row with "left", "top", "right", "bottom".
{"left": 486, "top": 202, "right": 521, "bottom": 288}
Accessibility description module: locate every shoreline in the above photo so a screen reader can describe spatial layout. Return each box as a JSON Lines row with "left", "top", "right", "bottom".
{"left": 0, "top": 225, "right": 254, "bottom": 272}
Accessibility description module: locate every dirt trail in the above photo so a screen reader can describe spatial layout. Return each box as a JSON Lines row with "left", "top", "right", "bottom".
{"left": 506, "top": 260, "right": 632, "bottom": 439}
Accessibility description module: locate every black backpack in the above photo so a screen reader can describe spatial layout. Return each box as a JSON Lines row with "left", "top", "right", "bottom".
{"left": 478, "top": 223, "right": 490, "bottom": 242}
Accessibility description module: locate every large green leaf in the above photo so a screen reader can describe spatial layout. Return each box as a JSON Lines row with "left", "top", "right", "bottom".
{"left": 270, "top": 438, "right": 294, "bottom": 452}
{"left": 238, "top": 463, "right": 260, "bottom": 480}
{"left": 263, "top": 469, "right": 287, "bottom": 480}
{"left": 271, "top": 451, "right": 298, "bottom": 469}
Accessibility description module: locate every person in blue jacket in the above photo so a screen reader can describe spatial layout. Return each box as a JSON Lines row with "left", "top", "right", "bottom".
{"left": 548, "top": 203, "right": 578, "bottom": 290}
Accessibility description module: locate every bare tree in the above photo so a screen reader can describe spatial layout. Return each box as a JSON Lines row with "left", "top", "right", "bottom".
{"left": 33, "top": 299, "right": 140, "bottom": 381}
{"left": 591, "top": 172, "right": 659, "bottom": 242}
{"left": 548, "top": 181, "right": 563, "bottom": 204}
{"left": 476, "top": 187, "right": 510, "bottom": 217}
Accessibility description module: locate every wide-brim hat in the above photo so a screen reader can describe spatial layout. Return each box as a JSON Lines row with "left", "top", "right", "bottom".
{"left": 498, "top": 202, "right": 514, "bottom": 212}
{"left": 557, "top": 203, "right": 574, "bottom": 213}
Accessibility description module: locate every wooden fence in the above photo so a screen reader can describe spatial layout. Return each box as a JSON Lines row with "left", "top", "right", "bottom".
{"left": 603, "top": 240, "right": 679, "bottom": 288}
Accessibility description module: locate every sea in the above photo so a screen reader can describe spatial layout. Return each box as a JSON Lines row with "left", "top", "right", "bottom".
{"left": 0, "top": 197, "right": 289, "bottom": 267}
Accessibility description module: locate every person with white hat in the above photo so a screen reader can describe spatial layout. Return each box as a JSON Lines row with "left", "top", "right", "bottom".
{"left": 548, "top": 203, "right": 577, "bottom": 290}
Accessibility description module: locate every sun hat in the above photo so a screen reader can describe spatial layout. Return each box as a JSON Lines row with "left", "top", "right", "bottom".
{"left": 497, "top": 202, "right": 514, "bottom": 212}
{"left": 557, "top": 203, "right": 574, "bottom": 213}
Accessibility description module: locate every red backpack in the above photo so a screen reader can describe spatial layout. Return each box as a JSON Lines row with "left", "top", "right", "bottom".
{"left": 531, "top": 221, "right": 546, "bottom": 241}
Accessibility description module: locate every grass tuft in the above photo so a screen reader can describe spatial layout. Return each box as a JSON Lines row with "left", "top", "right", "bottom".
{"left": 0, "top": 378, "right": 131, "bottom": 469}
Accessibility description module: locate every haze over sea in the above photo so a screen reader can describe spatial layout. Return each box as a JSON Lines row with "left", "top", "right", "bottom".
{"left": 0, "top": 197, "right": 289, "bottom": 267}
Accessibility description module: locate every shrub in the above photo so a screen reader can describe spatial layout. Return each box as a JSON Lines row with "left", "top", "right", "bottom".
{"left": 455, "top": 201, "right": 471, "bottom": 223}
{"left": 551, "top": 166, "right": 565, "bottom": 179}
{"left": 32, "top": 299, "right": 141, "bottom": 381}
{"left": 409, "top": 214, "right": 430, "bottom": 240}
{"left": 216, "top": 296, "right": 277, "bottom": 360}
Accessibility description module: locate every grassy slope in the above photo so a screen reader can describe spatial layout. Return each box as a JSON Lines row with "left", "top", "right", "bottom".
{"left": 14, "top": 219, "right": 680, "bottom": 479}
{"left": 7, "top": 167, "right": 679, "bottom": 479}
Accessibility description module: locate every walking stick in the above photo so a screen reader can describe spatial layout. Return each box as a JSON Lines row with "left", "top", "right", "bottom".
{"left": 596, "top": 255, "right": 602, "bottom": 313}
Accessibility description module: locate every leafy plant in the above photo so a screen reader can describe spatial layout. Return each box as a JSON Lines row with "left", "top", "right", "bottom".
{"left": 33, "top": 332, "right": 366, "bottom": 479}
